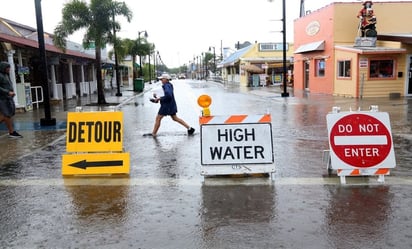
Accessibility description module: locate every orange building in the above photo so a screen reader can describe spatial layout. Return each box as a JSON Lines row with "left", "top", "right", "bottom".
{"left": 293, "top": 1, "right": 412, "bottom": 97}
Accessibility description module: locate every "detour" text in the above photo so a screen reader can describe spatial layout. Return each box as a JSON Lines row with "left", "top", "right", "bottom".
{"left": 68, "top": 121, "right": 121, "bottom": 143}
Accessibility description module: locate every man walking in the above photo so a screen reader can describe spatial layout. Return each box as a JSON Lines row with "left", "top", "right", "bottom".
{"left": 147, "top": 73, "right": 195, "bottom": 137}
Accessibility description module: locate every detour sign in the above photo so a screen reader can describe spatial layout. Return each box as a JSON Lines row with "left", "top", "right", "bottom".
{"left": 66, "top": 112, "right": 123, "bottom": 152}
{"left": 327, "top": 112, "right": 395, "bottom": 169}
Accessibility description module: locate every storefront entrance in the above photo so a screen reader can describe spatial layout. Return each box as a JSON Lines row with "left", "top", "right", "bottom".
{"left": 304, "top": 61, "right": 310, "bottom": 90}
{"left": 408, "top": 56, "right": 412, "bottom": 95}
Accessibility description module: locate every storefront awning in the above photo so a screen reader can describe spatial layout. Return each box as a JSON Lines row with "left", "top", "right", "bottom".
{"left": 241, "top": 64, "right": 264, "bottom": 73}
{"left": 294, "top": 40, "right": 324, "bottom": 54}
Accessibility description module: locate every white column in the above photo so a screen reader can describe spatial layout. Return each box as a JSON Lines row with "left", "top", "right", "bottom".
{"left": 50, "top": 65, "right": 59, "bottom": 100}
{"left": 17, "top": 50, "right": 24, "bottom": 84}
{"left": 6, "top": 50, "right": 20, "bottom": 106}
{"left": 92, "top": 64, "right": 96, "bottom": 82}
{"left": 68, "top": 61, "right": 74, "bottom": 83}
{"left": 81, "top": 65, "right": 85, "bottom": 83}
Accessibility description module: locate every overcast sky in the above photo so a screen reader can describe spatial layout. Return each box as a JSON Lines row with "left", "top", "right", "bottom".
{"left": 0, "top": 0, "right": 401, "bottom": 68}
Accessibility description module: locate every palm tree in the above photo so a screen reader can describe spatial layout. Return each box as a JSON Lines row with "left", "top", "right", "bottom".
{"left": 137, "top": 37, "right": 152, "bottom": 78}
{"left": 121, "top": 38, "right": 139, "bottom": 79}
{"left": 53, "top": 0, "right": 132, "bottom": 104}
{"left": 109, "top": 38, "right": 153, "bottom": 80}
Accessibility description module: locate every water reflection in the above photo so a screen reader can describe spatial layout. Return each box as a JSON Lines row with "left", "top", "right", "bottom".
{"left": 200, "top": 181, "right": 276, "bottom": 246}
{"left": 324, "top": 185, "right": 393, "bottom": 248}
{"left": 64, "top": 178, "right": 130, "bottom": 223}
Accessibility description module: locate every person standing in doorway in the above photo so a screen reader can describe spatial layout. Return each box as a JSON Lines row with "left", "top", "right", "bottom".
{"left": 0, "top": 61, "right": 22, "bottom": 138}
{"left": 147, "top": 73, "right": 195, "bottom": 137}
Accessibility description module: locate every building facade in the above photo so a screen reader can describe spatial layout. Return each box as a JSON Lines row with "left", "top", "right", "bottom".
{"left": 0, "top": 17, "right": 132, "bottom": 110}
{"left": 218, "top": 42, "right": 294, "bottom": 87}
{"left": 293, "top": 1, "right": 412, "bottom": 98}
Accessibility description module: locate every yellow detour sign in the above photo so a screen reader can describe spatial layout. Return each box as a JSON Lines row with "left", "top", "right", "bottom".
{"left": 62, "top": 111, "right": 130, "bottom": 176}
{"left": 66, "top": 112, "right": 123, "bottom": 152}
{"left": 62, "top": 152, "right": 130, "bottom": 176}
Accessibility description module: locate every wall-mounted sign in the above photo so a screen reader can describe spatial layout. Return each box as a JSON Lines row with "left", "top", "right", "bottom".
{"left": 259, "top": 43, "right": 288, "bottom": 52}
{"left": 359, "top": 58, "right": 369, "bottom": 68}
{"left": 306, "top": 21, "right": 320, "bottom": 36}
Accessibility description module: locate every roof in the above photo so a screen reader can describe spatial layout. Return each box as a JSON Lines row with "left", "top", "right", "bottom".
{"left": 0, "top": 32, "right": 95, "bottom": 59}
{"left": 377, "top": 33, "right": 412, "bottom": 44}
{"left": 218, "top": 45, "right": 252, "bottom": 67}
{"left": 335, "top": 45, "right": 407, "bottom": 54}
{"left": 0, "top": 17, "right": 95, "bottom": 60}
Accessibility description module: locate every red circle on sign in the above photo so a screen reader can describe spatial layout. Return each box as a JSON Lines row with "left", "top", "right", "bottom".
{"left": 329, "top": 113, "right": 391, "bottom": 168}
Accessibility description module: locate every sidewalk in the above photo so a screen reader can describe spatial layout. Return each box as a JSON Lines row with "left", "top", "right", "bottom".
{"left": 0, "top": 81, "right": 158, "bottom": 165}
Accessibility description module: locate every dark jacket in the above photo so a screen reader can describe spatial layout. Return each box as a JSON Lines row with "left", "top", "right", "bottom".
{"left": 158, "top": 82, "right": 178, "bottom": 115}
{"left": 0, "top": 62, "right": 13, "bottom": 100}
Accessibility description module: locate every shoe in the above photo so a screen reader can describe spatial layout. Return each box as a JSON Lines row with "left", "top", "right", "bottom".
{"left": 143, "top": 133, "right": 156, "bottom": 137}
{"left": 8, "top": 131, "right": 23, "bottom": 138}
{"left": 187, "top": 127, "right": 195, "bottom": 135}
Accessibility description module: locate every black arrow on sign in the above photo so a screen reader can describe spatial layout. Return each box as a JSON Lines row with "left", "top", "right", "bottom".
{"left": 69, "top": 160, "right": 123, "bottom": 170}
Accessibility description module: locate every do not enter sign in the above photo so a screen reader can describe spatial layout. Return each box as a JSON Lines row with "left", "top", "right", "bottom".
{"left": 327, "top": 112, "right": 395, "bottom": 169}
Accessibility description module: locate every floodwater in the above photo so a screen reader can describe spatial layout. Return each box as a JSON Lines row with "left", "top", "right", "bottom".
{"left": 0, "top": 80, "right": 411, "bottom": 249}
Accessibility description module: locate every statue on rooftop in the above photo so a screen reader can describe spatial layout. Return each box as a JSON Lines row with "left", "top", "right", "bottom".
{"left": 357, "top": 1, "right": 377, "bottom": 37}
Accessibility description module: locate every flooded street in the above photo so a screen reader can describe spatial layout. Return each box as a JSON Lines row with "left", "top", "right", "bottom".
{"left": 1, "top": 80, "right": 411, "bottom": 249}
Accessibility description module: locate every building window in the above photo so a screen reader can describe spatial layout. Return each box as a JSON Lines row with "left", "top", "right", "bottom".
{"left": 315, "top": 59, "right": 325, "bottom": 77}
{"left": 337, "top": 60, "right": 351, "bottom": 78}
{"left": 369, "top": 59, "right": 394, "bottom": 78}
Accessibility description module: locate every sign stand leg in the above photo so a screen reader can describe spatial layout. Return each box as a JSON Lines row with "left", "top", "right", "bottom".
{"left": 340, "top": 175, "right": 346, "bottom": 184}
{"left": 377, "top": 174, "right": 385, "bottom": 183}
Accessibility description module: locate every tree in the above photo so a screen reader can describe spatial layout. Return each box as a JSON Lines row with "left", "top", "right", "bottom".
{"left": 122, "top": 38, "right": 139, "bottom": 79}
{"left": 108, "top": 37, "right": 128, "bottom": 64}
{"left": 53, "top": 0, "right": 132, "bottom": 104}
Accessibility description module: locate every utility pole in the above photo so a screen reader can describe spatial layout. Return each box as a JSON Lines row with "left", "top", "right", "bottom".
{"left": 34, "top": 0, "right": 56, "bottom": 126}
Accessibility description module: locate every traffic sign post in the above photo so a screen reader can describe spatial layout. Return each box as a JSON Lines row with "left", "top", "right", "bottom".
{"left": 326, "top": 106, "right": 396, "bottom": 184}
{"left": 62, "top": 111, "right": 130, "bottom": 176}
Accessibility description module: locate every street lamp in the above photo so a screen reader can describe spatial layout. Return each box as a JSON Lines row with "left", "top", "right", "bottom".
{"left": 202, "top": 52, "right": 208, "bottom": 79}
{"left": 196, "top": 56, "right": 199, "bottom": 79}
{"left": 209, "top": 46, "right": 216, "bottom": 73}
{"left": 138, "top": 30, "right": 148, "bottom": 78}
{"left": 281, "top": 0, "right": 289, "bottom": 97}
{"left": 148, "top": 44, "right": 152, "bottom": 84}
{"left": 268, "top": 0, "right": 289, "bottom": 97}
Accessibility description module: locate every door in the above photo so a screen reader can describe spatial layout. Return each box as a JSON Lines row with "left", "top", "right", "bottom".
{"left": 304, "top": 60, "right": 310, "bottom": 90}
{"left": 408, "top": 56, "right": 412, "bottom": 95}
